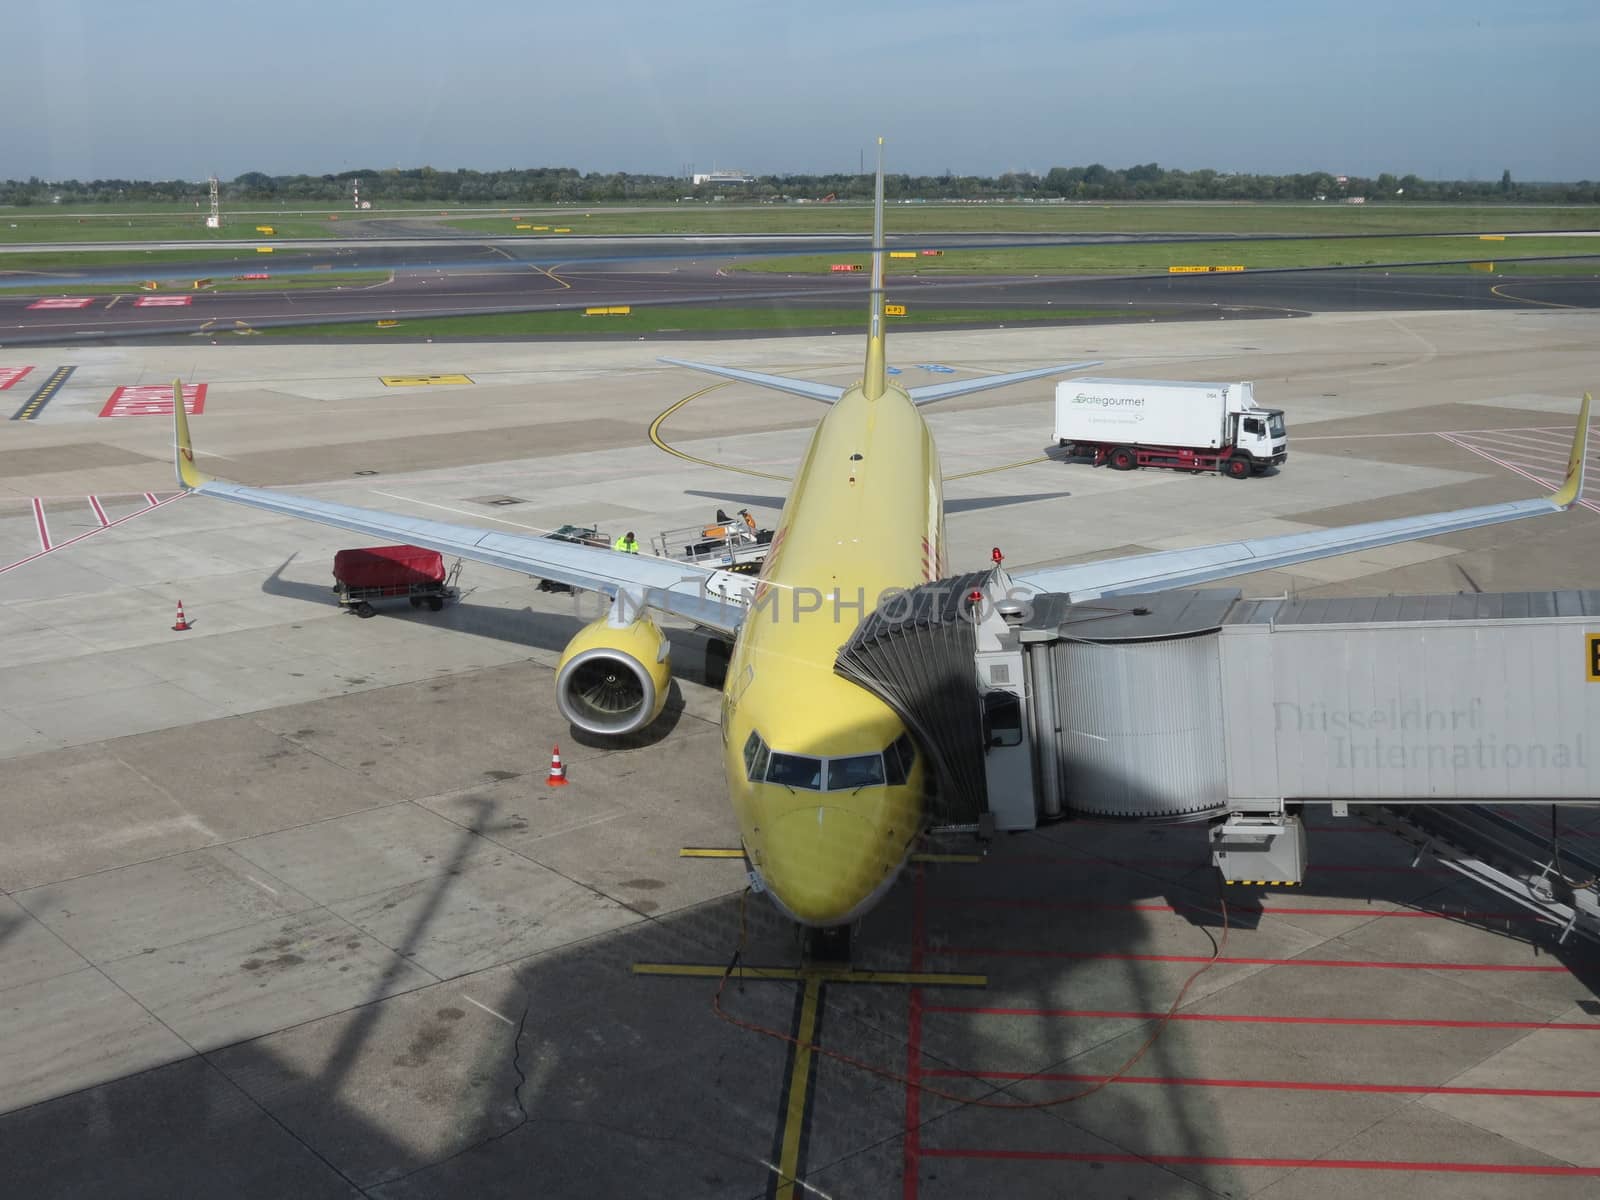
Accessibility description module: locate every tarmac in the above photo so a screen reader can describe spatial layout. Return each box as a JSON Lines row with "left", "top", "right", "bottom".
{"left": 2, "top": 306, "right": 1599, "bottom": 1197}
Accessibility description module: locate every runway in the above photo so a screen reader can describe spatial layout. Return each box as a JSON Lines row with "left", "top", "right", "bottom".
{"left": 3, "top": 232, "right": 1598, "bottom": 344}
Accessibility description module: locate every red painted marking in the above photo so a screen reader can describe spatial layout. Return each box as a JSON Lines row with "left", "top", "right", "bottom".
{"left": 31, "top": 497, "right": 51, "bottom": 551}
{"left": 921, "top": 1069, "right": 1600, "bottom": 1100}
{"left": 903, "top": 865, "right": 925, "bottom": 1200}
{"left": 923, "top": 1147, "right": 1600, "bottom": 1176}
{"left": 99, "top": 384, "right": 206, "bottom": 419}
{"left": 87, "top": 495, "right": 110, "bottom": 526}
{"left": 132, "top": 294, "right": 193, "bottom": 307}
{"left": 1441, "top": 431, "right": 1599, "bottom": 515}
{"left": 934, "top": 897, "right": 1541, "bottom": 922}
{"left": 143, "top": 491, "right": 158, "bottom": 506}
{"left": 993, "top": 852, "right": 1451, "bottom": 875}
{"left": 0, "top": 493, "right": 183, "bottom": 576}
{"left": 0, "top": 366, "right": 33, "bottom": 389}
{"left": 26, "top": 297, "right": 92, "bottom": 310}
{"left": 924, "top": 1004, "right": 1600, "bottom": 1032}
{"left": 938, "top": 947, "right": 1573, "bottom": 973}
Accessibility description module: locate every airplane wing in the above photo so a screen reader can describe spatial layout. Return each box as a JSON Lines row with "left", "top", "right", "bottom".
{"left": 1010, "top": 393, "right": 1590, "bottom": 601}
{"left": 657, "top": 357, "right": 846, "bottom": 405}
{"left": 170, "top": 386, "right": 747, "bottom": 635}
{"left": 906, "top": 360, "right": 1103, "bottom": 406}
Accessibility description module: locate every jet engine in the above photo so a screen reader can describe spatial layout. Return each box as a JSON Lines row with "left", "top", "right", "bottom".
{"left": 555, "top": 613, "right": 672, "bottom": 736}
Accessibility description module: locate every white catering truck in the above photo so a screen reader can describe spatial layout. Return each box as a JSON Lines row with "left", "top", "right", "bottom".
{"left": 1055, "top": 378, "right": 1288, "bottom": 478}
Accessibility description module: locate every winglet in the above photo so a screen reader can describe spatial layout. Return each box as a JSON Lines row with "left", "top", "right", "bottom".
{"left": 172, "top": 378, "right": 210, "bottom": 489}
{"left": 1552, "top": 391, "right": 1590, "bottom": 509}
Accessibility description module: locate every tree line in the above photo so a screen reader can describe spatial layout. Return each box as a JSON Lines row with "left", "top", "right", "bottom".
{"left": 4, "top": 163, "right": 1597, "bottom": 206}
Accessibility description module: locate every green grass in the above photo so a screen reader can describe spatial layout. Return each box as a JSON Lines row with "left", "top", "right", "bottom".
{"left": 438, "top": 203, "right": 1600, "bottom": 238}
{"left": 0, "top": 270, "right": 393, "bottom": 296}
{"left": 0, "top": 204, "right": 518, "bottom": 243}
{"left": 255, "top": 305, "right": 1140, "bottom": 339}
{"left": 0, "top": 247, "right": 356, "bottom": 272}
{"left": 732, "top": 235, "right": 1600, "bottom": 276}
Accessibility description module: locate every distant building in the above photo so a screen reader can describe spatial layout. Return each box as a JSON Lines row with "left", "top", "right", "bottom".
{"left": 692, "top": 171, "right": 754, "bottom": 186}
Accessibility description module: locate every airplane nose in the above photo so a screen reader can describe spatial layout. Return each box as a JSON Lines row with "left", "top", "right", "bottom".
{"left": 762, "top": 806, "right": 894, "bottom": 925}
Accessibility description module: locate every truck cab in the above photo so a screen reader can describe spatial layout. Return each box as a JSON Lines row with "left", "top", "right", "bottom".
{"left": 1234, "top": 408, "right": 1288, "bottom": 473}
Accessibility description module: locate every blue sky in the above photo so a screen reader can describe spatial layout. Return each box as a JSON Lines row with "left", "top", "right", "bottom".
{"left": 5, "top": 0, "right": 1595, "bottom": 182}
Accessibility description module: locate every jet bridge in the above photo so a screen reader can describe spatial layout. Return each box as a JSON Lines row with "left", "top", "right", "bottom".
{"left": 835, "top": 578, "right": 1600, "bottom": 944}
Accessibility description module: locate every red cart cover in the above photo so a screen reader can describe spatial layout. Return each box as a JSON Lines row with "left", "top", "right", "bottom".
{"left": 333, "top": 545, "right": 446, "bottom": 588}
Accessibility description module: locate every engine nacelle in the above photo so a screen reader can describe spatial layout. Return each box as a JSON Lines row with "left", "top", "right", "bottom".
{"left": 555, "top": 613, "right": 672, "bottom": 736}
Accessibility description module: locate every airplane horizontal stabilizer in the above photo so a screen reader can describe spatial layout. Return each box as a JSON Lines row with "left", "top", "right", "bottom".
{"left": 658, "top": 358, "right": 846, "bottom": 405}
{"left": 907, "top": 360, "right": 1102, "bottom": 407}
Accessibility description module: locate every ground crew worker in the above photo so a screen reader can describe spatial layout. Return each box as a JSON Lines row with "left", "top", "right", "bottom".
{"left": 613, "top": 530, "right": 639, "bottom": 553}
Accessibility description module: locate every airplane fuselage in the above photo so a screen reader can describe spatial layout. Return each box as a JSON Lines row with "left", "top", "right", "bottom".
{"left": 720, "top": 378, "right": 944, "bottom": 926}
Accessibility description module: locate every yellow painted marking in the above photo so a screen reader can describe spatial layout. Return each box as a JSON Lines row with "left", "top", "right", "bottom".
{"left": 775, "top": 975, "right": 822, "bottom": 1200}
{"left": 584, "top": 305, "right": 633, "bottom": 316}
{"left": 1587, "top": 633, "right": 1600, "bottom": 682}
{"left": 632, "top": 963, "right": 985, "bottom": 986}
{"left": 379, "top": 374, "right": 474, "bottom": 386}
{"left": 942, "top": 455, "right": 1050, "bottom": 481}
{"left": 553, "top": 227, "right": 572, "bottom": 233}
{"left": 649, "top": 382, "right": 792, "bottom": 481}
{"left": 910, "top": 852, "right": 983, "bottom": 864}
{"left": 679, "top": 847, "right": 745, "bottom": 858}
{"left": 532, "top": 225, "right": 549, "bottom": 231}
{"left": 1479, "top": 234, "right": 1506, "bottom": 241}
{"left": 1469, "top": 262, "right": 1495, "bottom": 272}
{"left": 1168, "top": 265, "right": 1245, "bottom": 273}
{"left": 11, "top": 365, "right": 75, "bottom": 422}
{"left": 515, "top": 224, "right": 533, "bottom": 229}
{"left": 376, "top": 320, "right": 399, "bottom": 328}
{"left": 1490, "top": 283, "right": 1579, "bottom": 309}
{"left": 884, "top": 303, "right": 907, "bottom": 316}
{"left": 888, "top": 251, "right": 918, "bottom": 259}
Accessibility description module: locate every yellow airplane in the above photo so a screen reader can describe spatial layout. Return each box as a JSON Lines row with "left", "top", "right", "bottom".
{"left": 171, "top": 140, "right": 1590, "bottom": 950}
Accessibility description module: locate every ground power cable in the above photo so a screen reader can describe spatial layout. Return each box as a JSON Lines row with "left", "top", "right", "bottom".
{"left": 711, "top": 884, "right": 1231, "bottom": 1110}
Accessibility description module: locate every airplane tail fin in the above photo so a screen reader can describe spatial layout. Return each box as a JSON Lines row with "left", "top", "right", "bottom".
{"left": 172, "top": 379, "right": 211, "bottom": 489}
{"left": 862, "top": 137, "right": 888, "bottom": 400}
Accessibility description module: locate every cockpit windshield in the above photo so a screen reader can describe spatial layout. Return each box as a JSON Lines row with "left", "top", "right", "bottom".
{"left": 766, "top": 753, "right": 823, "bottom": 790}
{"left": 743, "top": 731, "right": 916, "bottom": 791}
{"left": 828, "top": 754, "right": 885, "bottom": 790}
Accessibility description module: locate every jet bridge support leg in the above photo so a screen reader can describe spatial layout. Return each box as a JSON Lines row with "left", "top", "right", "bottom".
{"left": 1209, "top": 810, "right": 1307, "bottom": 886}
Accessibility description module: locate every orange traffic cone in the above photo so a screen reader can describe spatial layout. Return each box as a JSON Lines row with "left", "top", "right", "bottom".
{"left": 172, "top": 599, "right": 192, "bottom": 632}
{"left": 546, "top": 745, "right": 568, "bottom": 787}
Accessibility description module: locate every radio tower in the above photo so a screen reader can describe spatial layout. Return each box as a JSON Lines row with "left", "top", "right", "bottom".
{"left": 204, "top": 175, "right": 220, "bottom": 229}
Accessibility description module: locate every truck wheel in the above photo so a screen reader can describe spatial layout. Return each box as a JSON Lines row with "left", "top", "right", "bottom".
{"left": 1225, "top": 455, "right": 1252, "bottom": 479}
{"left": 1109, "top": 446, "right": 1137, "bottom": 471}
{"left": 409, "top": 596, "right": 424, "bottom": 609}
{"left": 427, "top": 596, "right": 444, "bottom": 612}
{"left": 354, "top": 601, "right": 377, "bottom": 618}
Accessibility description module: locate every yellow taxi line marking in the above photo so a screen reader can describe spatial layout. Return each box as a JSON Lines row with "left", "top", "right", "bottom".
{"left": 648, "top": 382, "right": 793, "bottom": 482}
{"left": 680, "top": 847, "right": 745, "bottom": 858}
{"left": 631, "top": 963, "right": 985, "bottom": 986}
{"left": 1489, "top": 283, "right": 1579, "bottom": 309}
{"left": 775, "top": 975, "right": 823, "bottom": 1200}
{"left": 942, "top": 456, "right": 1051, "bottom": 481}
